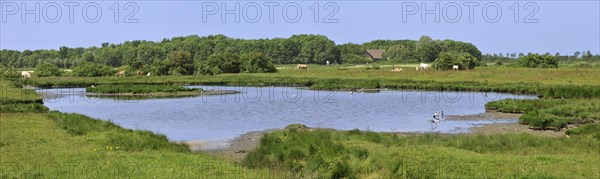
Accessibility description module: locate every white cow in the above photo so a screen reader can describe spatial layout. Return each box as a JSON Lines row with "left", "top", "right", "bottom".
{"left": 453, "top": 65, "right": 459, "bottom": 71}
{"left": 417, "top": 63, "right": 430, "bottom": 71}
{"left": 21, "top": 71, "right": 31, "bottom": 78}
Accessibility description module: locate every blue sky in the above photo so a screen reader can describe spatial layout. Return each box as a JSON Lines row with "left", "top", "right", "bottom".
{"left": 1, "top": 0, "right": 599, "bottom": 55}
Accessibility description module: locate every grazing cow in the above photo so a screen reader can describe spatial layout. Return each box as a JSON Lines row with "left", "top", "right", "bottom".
{"left": 417, "top": 63, "right": 430, "bottom": 71}
{"left": 297, "top": 64, "right": 309, "bottom": 70}
{"left": 453, "top": 65, "right": 459, "bottom": 71}
{"left": 21, "top": 71, "right": 31, "bottom": 78}
{"left": 116, "top": 70, "right": 126, "bottom": 77}
{"left": 391, "top": 67, "right": 403, "bottom": 72}
{"left": 136, "top": 70, "right": 144, "bottom": 76}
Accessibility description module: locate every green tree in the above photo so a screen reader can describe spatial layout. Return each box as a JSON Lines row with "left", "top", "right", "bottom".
{"left": 0, "top": 64, "right": 20, "bottom": 78}
{"left": 35, "top": 62, "right": 61, "bottom": 77}
{"left": 583, "top": 50, "right": 593, "bottom": 59}
{"left": 240, "top": 52, "right": 276, "bottom": 73}
{"left": 205, "top": 53, "right": 241, "bottom": 74}
{"left": 384, "top": 44, "right": 414, "bottom": 62}
{"left": 517, "top": 54, "right": 558, "bottom": 68}
{"left": 432, "top": 52, "right": 479, "bottom": 70}
{"left": 166, "top": 50, "right": 194, "bottom": 75}
{"left": 341, "top": 54, "right": 372, "bottom": 64}
{"left": 415, "top": 36, "right": 441, "bottom": 62}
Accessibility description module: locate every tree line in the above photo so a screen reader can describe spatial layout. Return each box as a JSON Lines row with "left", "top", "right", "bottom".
{"left": 1, "top": 34, "right": 486, "bottom": 76}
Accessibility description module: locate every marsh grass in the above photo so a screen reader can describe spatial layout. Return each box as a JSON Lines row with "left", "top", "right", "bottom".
{"left": 486, "top": 99, "right": 600, "bottom": 129}
{"left": 86, "top": 84, "right": 199, "bottom": 94}
{"left": 244, "top": 128, "right": 600, "bottom": 178}
{"left": 0, "top": 80, "right": 42, "bottom": 104}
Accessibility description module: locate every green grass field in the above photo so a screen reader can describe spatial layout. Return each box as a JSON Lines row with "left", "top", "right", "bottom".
{"left": 27, "top": 65, "right": 600, "bottom": 87}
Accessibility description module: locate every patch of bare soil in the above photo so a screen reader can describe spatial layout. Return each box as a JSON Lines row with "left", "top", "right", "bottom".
{"left": 185, "top": 130, "right": 276, "bottom": 162}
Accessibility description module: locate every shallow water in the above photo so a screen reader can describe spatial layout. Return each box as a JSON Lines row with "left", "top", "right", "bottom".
{"left": 37, "top": 86, "right": 536, "bottom": 141}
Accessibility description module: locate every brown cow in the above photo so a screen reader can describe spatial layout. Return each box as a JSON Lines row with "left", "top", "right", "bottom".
{"left": 116, "top": 70, "right": 126, "bottom": 77}
{"left": 297, "top": 64, "right": 309, "bottom": 70}
{"left": 136, "top": 70, "right": 144, "bottom": 76}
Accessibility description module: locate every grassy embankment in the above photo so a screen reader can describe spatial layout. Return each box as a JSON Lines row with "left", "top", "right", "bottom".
{"left": 0, "top": 80, "right": 279, "bottom": 178}
{"left": 244, "top": 125, "right": 600, "bottom": 178}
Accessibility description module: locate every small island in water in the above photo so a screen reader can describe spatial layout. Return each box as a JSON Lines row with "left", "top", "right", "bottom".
{"left": 85, "top": 84, "right": 237, "bottom": 97}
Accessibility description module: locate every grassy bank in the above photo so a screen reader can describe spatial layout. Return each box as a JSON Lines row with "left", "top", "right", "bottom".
{"left": 86, "top": 85, "right": 200, "bottom": 94}
{"left": 244, "top": 126, "right": 600, "bottom": 178}
{"left": 486, "top": 99, "right": 600, "bottom": 129}
{"left": 0, "top": 80, "right": 47, "bottom": 113}
{"left": 0, "top": 79, "right": 279, "bottom": 178}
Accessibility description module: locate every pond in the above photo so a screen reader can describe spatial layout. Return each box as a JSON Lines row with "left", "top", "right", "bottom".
{"left": 37, "top": 86, "right": 536, "bottom": 142}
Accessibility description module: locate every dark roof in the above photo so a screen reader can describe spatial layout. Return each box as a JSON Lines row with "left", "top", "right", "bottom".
{"left": 366, "top": 49, "right": 385, "bottom": 59}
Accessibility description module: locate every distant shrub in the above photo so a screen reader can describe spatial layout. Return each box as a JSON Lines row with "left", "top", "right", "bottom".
{"left": 73, "top": 63, "right": 114, "bottom": 77}
{"left": 0, "top": 65, "right": 20, "bottom": 78}
{"left": 432, "top": 52, "right": 479, "bottom": 70}
{"left": 342, "top": 54, "right": 372, "bottom": 64}
{"left": 35, "top": 62, "right": 61, "bottom": 77}
{"left": 517, "top": 54, "right": 558, "bottom": 68}
{"left": 495, "top": 60, "right": 503, "bottom": 66}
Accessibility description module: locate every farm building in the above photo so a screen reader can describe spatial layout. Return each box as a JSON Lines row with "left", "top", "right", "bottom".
{"left": 366, "top": 49, "right": 385, "bottom": 61}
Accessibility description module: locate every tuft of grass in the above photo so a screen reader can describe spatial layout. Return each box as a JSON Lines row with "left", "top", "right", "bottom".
{"left": 566, "top": 123, "right": 600, "bottom": 140}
